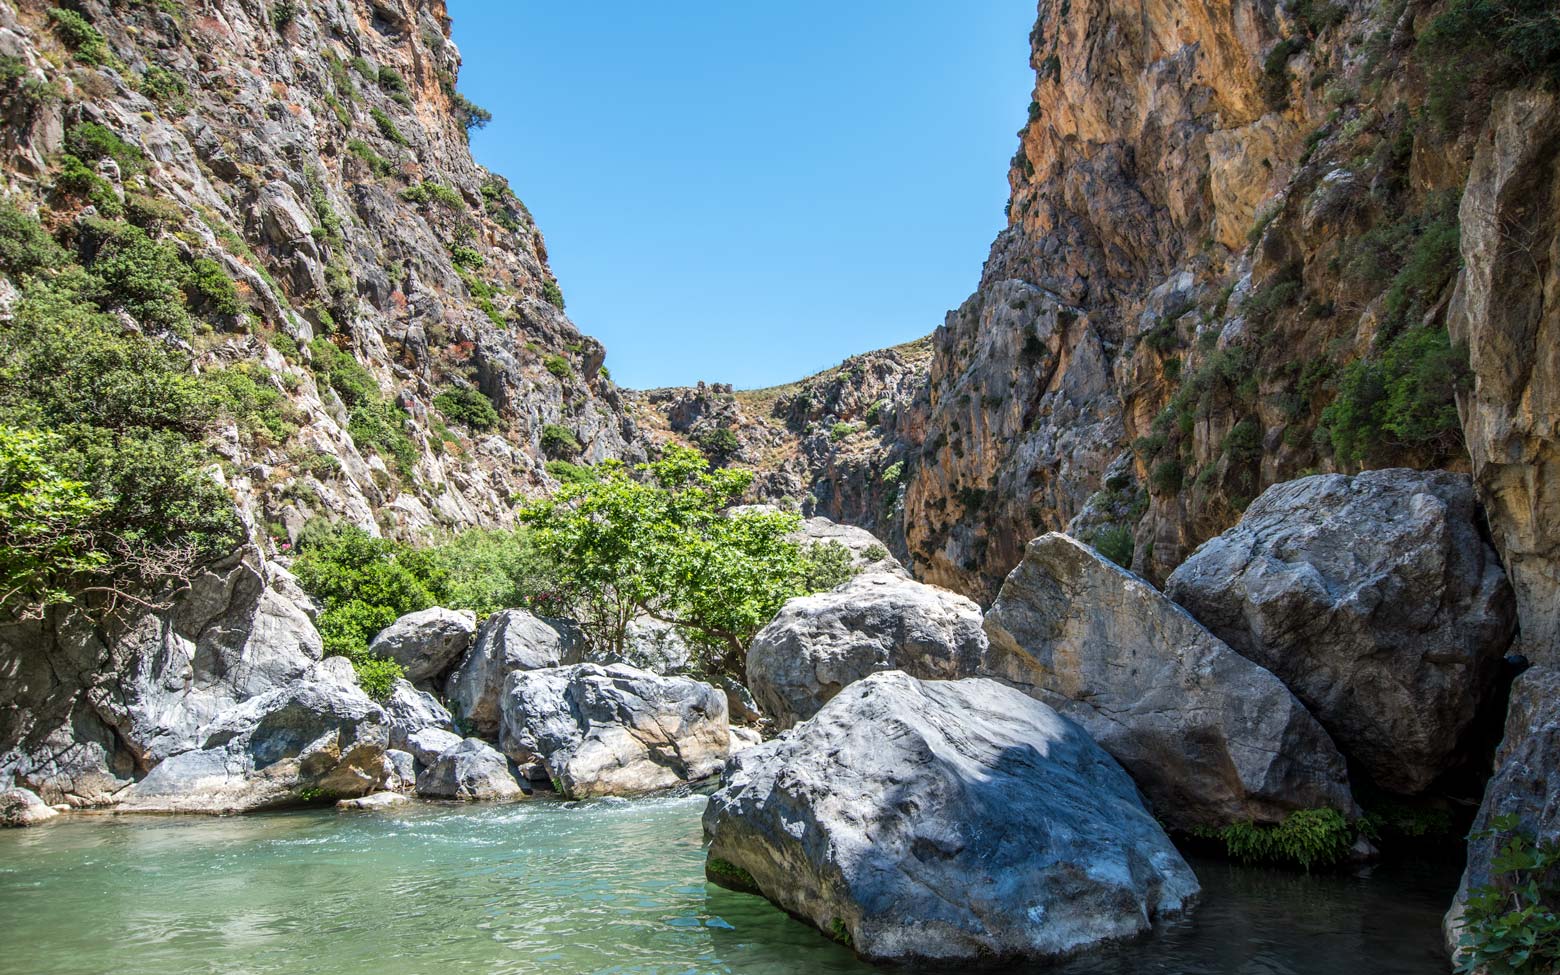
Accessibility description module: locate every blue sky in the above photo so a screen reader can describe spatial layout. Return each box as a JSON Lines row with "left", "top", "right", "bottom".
{"left": 447, "top": 2, "right": 1034, "bottom": 390}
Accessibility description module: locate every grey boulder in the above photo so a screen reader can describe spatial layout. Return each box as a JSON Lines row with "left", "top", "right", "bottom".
{"left": 790, "top": 516, "right": 908, "bottom": 578}
{"left": 703, "top": 671, "right": 1200, "bottom": 963}
{"left": 368, "top": 607, "right": 476, "bottom": 683}
{"left": 414, "top": 738, "right": 523, "bottom": 800}
{"left": 747, "top": 572, "right": 988, "bottom": 729}
{"left": 117, "top": 666, "right": 391, "bottom": 813}
{"left": 1, "top": 786, "right": 59, "bottom": 827}
{"left": 444, "top": 610, "right": 583, "bottom": 738}
{"left": 338, "top": 791, "right": 410, "bottom": 810}
{"left": 382, "top": 678, "right": 454, "bottom": 753}
{"left": 1166, "top": 470, "right": 1517, "bottom": 794}
{"left": 405, "top": 727, "right": 464, "bottom": 767}
{"left": 983, "top": 533, "right": 1355, "bottom": 830}
{"left": 498, "top": 663, "right": 728, "bottom": 798}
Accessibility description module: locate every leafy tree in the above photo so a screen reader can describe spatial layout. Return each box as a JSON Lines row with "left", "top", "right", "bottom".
{"left": 519, "top": 445, "right": 828, "bottom": 677}
{"left": 0, "top": 426, "right": 108, "bottom": 617}
{"left": 431, "top": 527, "right": 557, "bottom": 617}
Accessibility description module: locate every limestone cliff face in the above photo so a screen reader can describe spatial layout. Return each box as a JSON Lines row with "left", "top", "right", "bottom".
{"left": 895, "top": 0, "right": 1510, "bottom": 600}
{"left": 0, "top": 0, "right": 643, "bottom": 549}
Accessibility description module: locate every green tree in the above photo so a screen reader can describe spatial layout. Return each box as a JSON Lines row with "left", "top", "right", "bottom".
{"left": 0, "top": 426, "right": 108, "bottom": 617}
{"left": 519, "top": 445, "right": 823, "bottom": 676}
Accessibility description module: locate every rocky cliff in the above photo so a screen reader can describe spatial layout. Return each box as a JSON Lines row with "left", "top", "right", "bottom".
{"left": 0, "top": 0, "right": 644, "bottom": 553}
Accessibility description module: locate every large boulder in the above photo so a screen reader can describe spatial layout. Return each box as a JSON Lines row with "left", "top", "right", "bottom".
{"left": 0, "top": 548, "right": 324, "bottom": 804}
{"left": 381, "top": 678, "right": 454, "bottom": 753}
{"left": 405, "top": 727, "right": 464, "bottom": 767}
{"left": 1445, "top": 665, "right": 1560, "bottom": 955}
{"left": 790, "top": 516, "right": 908, "bottom": 578}
{"left": 368, "top": 607, "right": 476, "bottom": 683}
{"left": 1165, "top": 470, "right": 1517, "bottom": 794}
{"left": 414, "top": 737, "right": 523, "bottom": 801}
{"left": 983, "top": 533, "right": 1355, "bottom": 830}
{"left": 116, "top": 663, "right": 391, "bottom": 813}
{"left": 703, "top": 671, "right": 1200, "bottom": 963}
{"left": 498, "top": 663, "right": 728, "bottom": 798}
{"left": 747, "top": 572, "right": 988, "bottom": 729}
{"left": 0, "top": 786, "right": 59, "bottom": 827}
{"left": 443, "top": 610, "right": 584, "bottom": 738}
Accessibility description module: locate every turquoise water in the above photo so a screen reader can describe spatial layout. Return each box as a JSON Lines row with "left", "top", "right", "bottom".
{"left": 0, "top": 795, "right": 1458, "bottom": 974}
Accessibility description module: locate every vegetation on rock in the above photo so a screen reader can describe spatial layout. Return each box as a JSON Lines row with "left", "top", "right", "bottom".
{"left": 1454, "top": 815, "right": 1560, "bottom": 974}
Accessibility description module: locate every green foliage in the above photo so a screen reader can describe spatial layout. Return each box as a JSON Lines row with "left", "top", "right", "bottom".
{"left": 540, "top": 423, "right": 582, "bottom": 458}
{"left": 800, "top": 540, "right": 858, "bottom": 592}
{"left": 53, "top": 155, "right": 121, "bottom": 213}
{"left": 448, "top": 243, "right": 484, "bottom": 270}
{"left": 0, "top": 426, "right": 109, "bottom": 615}
{"left": 542, "top": 278, "right": 565, "bottom": 309}
{"left": 349, "top": 56, "right": 377, "bottom": 82}
{"left": 400, "top": 180, "right": 464, "bottom": 209}
{"left": 1455, "top": 815, "right": 1560, "bottom": 974}
{"left": 1320, "top": 326, "right": 1468, "bottom": 467}
{"left": 83, "top": 220, "right": 189, "bottom": 334}
{"left": 693, "top": 425, "right": 740, "bottom": 459}
{"left": 346, "top": 139, "right": 393, "bottom": 177}
{"left": 1343, "top": 195, "right": 1461, "bottom": 330}
{"left": 1197, "top": 808, "right": 1353, "bottom": 870}
{"left": 1420, "top": 0, "right": 1560, "bottom": 131}
{"left": 430, "top": 527, "right": 559, "bottom": 618}
{"left": 518, "top": 445, "right": 829, "bottom": 677}
{"left": 1088, "top": 524, "right": 1134, "bottom": 568}
{"left": 65, "top": 122, "right": 145, "bottom": 175}
{"left": 1149, "top": 458, "right": 1184, "bottom": 496}
{"left": 307, "top": 339, "right": 416, "bottom": 475}
{"left": 1289, "top": 0, "right": 1347, "bottom": 34}
{"left": 864, "top": 398, "right": 889, "bottom": 425}
{"left": 545, "top": 459, "right": 596, "bottom": 485}
{"left": 434, "top": 385, "right": 499, "bottom": 431}
{"left": 183, "top": 257, "right": 245, "bottom": 318}
{"left": 270, "top": 0, "right": 297, "bottom": 31}
{"left": 449, "top": 89, "right": 492, "bottom": 131}
{"left": 880, "top": 460, "right": 905, "bottom": 485}
{"left": 371, "top": 108, "right": 408, "bottom": 146}
{"left": 829, "top": 421, "right": 860, "bottom": 442}
{"left": 543, "top": 354, "right": 572, "bottom": 380}
{"left": 138, "top": 65, "right": 187, "bottom": 108}
{"left": 706, "top": 856, "right": 757, "bottom": 890}
{"left": 1262, "top": 37, "right": 1307, "bottom": 110}
{"left": 377, "top": 66, "right": 411, "bottom": 107}
{"left": 0, "top": 200, "right": 66, "bottom": 278}
{"left": 47, "top": 8, "right": 110, "bottom": 65}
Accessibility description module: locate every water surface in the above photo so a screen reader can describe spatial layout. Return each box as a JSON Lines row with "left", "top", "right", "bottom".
{"left": 0, "top": 796, "right": 1457, "bottom": 974}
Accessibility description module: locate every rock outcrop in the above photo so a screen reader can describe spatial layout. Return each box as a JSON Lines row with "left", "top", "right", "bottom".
{"left": 0, "top": 548, "right": 323, "bottom": 804}
{"left": 0, "top": 786, "right": 58, "bottom": 827}
{"left": 498, "top": 663, "right": 728, "bottom": 798}
{"left": 443, "top": 610, "right": 583, "bottom": 738}
{"left": 117, "top": 664, "right": 390, "bottom": 813}
{"left": 382, "top": 679, "right": 455, "bottom": 754}
{"left": 1445, "top": 665, "right": 1560, "bottom": 954}
{"left": 368, "top": 608, "right": 476, "bottom": 684}
{"left": 414, "top": 737, "right": 522, "bottom": 801}
{"left": 983, "top": 532, "right": 1355, "bottom": 830}
{"left": 1166, "top": 471, "right": 1516, "bottom": 794}
{"left": 703, "top": 671, "right": 1200, "bottom": 963}
{"left": 746, "top": 572, "right": 988, "bottom": 729}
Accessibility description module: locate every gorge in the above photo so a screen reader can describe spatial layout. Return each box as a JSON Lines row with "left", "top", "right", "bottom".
{"left": 1, "top": 0, "right": 1557, "bottom": 973}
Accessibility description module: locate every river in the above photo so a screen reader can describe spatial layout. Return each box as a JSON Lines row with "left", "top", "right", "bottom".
{"left": 0, "top": 795, "right": 1458, "bottom": 974}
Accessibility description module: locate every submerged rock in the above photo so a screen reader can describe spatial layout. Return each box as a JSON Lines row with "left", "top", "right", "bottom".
{"left": 498, "top": 663, "right": 728, "bottom": 798}
{"left": 368, "top": 608, "right": 477, "bottom": 684}
{"left": 0, "top": 786, "right": 59, "bottom": 827}
{"left": 983, "top": 533, "right": 1355, "bottom": 830}
{"left": 444, "top": 610, "right": 584, "bottom": 738}
{"left": 414, "top": 738, "right": 523, "bottom": 801}
{"left": 746, "top": 572, "right": 988, "bottom": 729}
{"left": 338, "top": 791, "right": 411, "bottom": 810}
{"left": 1166, "top": 470, "right": 1516, "bottom": 794}
{"left": 117, "top": 666, "right": 391, "bottom": 813}
{"left": 703, "top": 671, "right": 1200, "bottom": 962}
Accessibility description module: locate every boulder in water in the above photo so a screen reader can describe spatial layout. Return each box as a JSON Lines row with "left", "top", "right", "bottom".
{"left": 414, "top": 738, "right": 523, "bottom": 801}
{"left": 983, "top": 532, "right": 1355, "bottom": 830}
{"left": 444, "top": 610, "right": 583, "bottom": 738}
{"left": 0, "top": 786, "right": 59, "bottom": 827}
{"left": 703, "top": 671, "right": 1200, "bottom": 962}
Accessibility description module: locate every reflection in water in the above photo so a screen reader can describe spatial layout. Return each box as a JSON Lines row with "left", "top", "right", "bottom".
{"left": 0, "top": 797, "right": 1456, "bottom": 975}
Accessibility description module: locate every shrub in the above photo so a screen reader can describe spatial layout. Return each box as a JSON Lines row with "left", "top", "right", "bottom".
{"left": 830, "top": 421, "right": 860, "bottom": 442}
{"left": 270, "top": 0, "right": 297, "bottom": 31}
{"left": 448, "top": 243, "right": 484, "bottom": 270}
{"left": 1321, "top": 326, "right": 1468, "bottom": 466}
{"left": 543, "top": 354, "right": 571, "bottom": 379}
{"left": 65, "top": 122, "right": 145, "bottom": 175}
{"left": 800, "top": 540, "right": 858, "bottom": 592}
{"left": 47, "top": 8, "right": 110, "bottom": 65}
{"left": 542, "top": 278, "right": 565, "bottom": 309}
{"left": 434, "top": 385, "right": 499, "bottom": 431}
{"left": 1149, "top": 458, "right": 1185, "bottom": 496}
{"left": 540, "top": 423, "right": 581, "bottom": 457}
{"left": 346, "top": 139, "right": 393, "bottom": 177}
{"left": 1453, "top": 814, "right": 1560, "bottom": 974}
{"left": 1261, "top": 37, "right": 1307, "bottom": 110}
{"left": 371, "top": 108, "right": 408, "bottom": 146}
{"left": 1196, "top": 808, "right": 1353, "bottom": 870}
{"left": 880, "top": 460, "right": 905, "bottom": 485}
{"left": 865, "top": 398, "right": 889, "bottom": 425}
{"left": 0, "top": 200, "right": 66, "bottom": 277}
{"left": 545, "top": 459, "right": 596, "bottom": 484}
{"left": 694, "top": 426, "right": 740, "bottom": 459}
{"left": 1420, "top": 0, "right": 1560, "bottom": 131}
{"left": 450, "top": 89, "right": 492, "bottom": 131}
{"left": 1088, "top": 524, "right": 1134, "bottom": 568}
{"left": 139, "top": 65, "right": 187, "bottom": 107}
{"left": 377, "top": 66, "right": 411, "bottom": 107}
{"left": 183, "top": 257, "right": 245, "bottom": 318}
{"left": 401, "top": 180, "right": 464, "bottom": 209}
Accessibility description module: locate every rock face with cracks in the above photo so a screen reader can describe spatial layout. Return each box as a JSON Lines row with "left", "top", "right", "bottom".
{"left": 443, "top": 610, "right": 584, "bottom": 739}
{"left": 983, "top": 532, "right": 1355, "bottom": 830}
{"left": 703, "top": 671, "right": 1200, "bottom": 963}
{"left": 498, "top": 663, "right": 728, "bottom": 798}
{"left": 368, "top": 608, "right": 476, "bottom": 684}
{"left": 1166, "top": 470, "right": 1516, "bottom": 794}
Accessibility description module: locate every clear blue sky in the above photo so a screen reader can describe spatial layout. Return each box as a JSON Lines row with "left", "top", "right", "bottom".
{"left": 447, "top": 2, "right": 1034, "bottom": 390}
